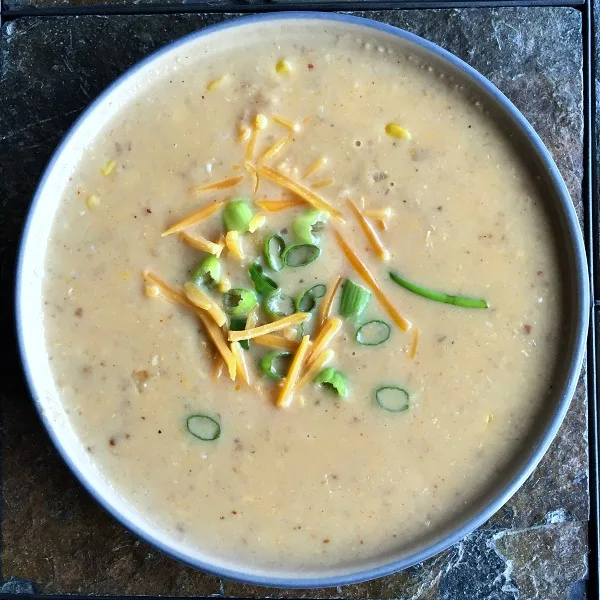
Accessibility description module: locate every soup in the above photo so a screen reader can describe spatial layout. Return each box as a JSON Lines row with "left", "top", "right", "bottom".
{"left": 42, "top": 21, "right": 563, "bottom": 570}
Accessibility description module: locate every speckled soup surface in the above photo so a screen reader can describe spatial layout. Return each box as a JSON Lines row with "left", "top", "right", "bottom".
{"left": 0, "top": 7, "right": 588, "bottom": 599}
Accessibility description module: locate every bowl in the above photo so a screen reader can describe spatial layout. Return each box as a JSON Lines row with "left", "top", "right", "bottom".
{"left": 15, "top": 12, "right": 590, "bottom": 588}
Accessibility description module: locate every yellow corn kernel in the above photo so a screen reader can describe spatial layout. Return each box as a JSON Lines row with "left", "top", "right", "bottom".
{"left": 248, "top": 214, "right": 266, "bottom": 233}
{"left": 218, "top": 276, "right": 232, "bottom": 293}
{"left": 206, "top": 76, "right": 226, "bottom": 91}
{"left": 101, "top": 160, "right": 116, "bottom": 176}
{"left": 385, "top": 123, "right": 412, "bottom": 140}
{"left": 276, "top": 59, "right": 293, "bottom": 74}
{"left": 254, "top": 114, "right": 268, "bottom": 130}
{"left": 86, "top": 194, "right": 100, "bottom": 209}
{"left": 237, "top": 123, "right": 251, "bottom": 142}
{"left": 145, "top": 284, "right": 160, "bottom": 297}
{"left": 225, "top": 230, "right": 244, "bottom": 260}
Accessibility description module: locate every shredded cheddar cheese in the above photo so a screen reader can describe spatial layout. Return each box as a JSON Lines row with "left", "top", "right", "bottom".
{"left": 142, "top": 271, "right": 186, "bottom": 304}
{"left": 272, "top": 114, "right": 300, "bottom": 132}
{"left": 183, "top": 282, "right": 227, "bottom": 327}
{"left": 257, "top": 135, "right": 291, "bottom": 164}
{"left": 318, "top": 276, "right": 343, "bottom": 330}
{"left": 297, "top": 348, "right": 335, "bottom": 390}
{"left": 179, "top": 232, "right": 224, "bottom": 257}
{"left": 161, "top": 200, "right": 224, "bottom": 237}
{"left": 225, "top": 230, "right": 244, "bottom": 260}
{"left": 190, "top": 175, "right": 244, "bottom": 195}
{"left": 364, "top": 206, "right": 392, "bottom": 220}
{"left": 231, "top": 341, "right": 251, "bottom": 386}
{"left": 258, "top": 165, "right": 345, "bottom": 221}
{"left": 248, "top": 214, "right": 266, "bottom": 233}
{"left": 252, "top": 334, "right": 300, "bottom": 351}
{"left": 302, "top": 156, "right": 327, "bottom": 179}
{"left": 408, "top": 327, "right": 420, "bottom": 360}
{"left": 310, "top": 178, "right": 334, "bottom": 190}
{"left": 346, "top": 198, "right": 390, "bottom": 262}
{"left": 333, "top": 230, "right": 411, "bottom": 332}
{"left": 196, "top": 311, "right": 237, "bottom": 381}
{"left": 244, "top": 161, "right": 259, "bottom": 195}
{"left": 255, "top": 197, "right": 304, "bottom": 212}
{"left": 228, "top": 313, "right": 310, "bottom": 342}
{"left": 307, "top": 317, "right": 342, "bottom": 367}
{"left": 276, "top": 335, "right": 311, "bottom": 408}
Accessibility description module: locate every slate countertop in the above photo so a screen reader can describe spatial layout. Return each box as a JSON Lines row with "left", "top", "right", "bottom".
{"left": 0, "top": 7, "right": 590, "bottom": 599}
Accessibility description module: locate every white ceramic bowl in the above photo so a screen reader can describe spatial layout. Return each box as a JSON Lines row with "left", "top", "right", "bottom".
{"left": 16, "top": 13, "right": 590, "bottom": 587}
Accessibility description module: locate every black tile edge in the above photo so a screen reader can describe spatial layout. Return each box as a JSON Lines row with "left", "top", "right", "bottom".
{"left": 0, "top": 0, "right": 587, "bottom": 21}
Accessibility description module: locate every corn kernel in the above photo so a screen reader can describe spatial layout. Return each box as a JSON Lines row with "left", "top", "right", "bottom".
{"left": 385, "top": 123, "right": 412, "bottom": 140}
{"left": 101, "top": 159, "right": 116, "bottom": 176}
{"left": 86, "top": 194, "right": 100, "bottom": 209}
{"left": 206, "top": 76, "right": 226, "bottom": 91}
{"left": 276, "top": 59, "right": 293, "bottom": 74}
{"left": 254, "top": 114, "right": 268, "bottom": 130}
{"left": 145, "top": 284, "right": 160, "bottom": 297}
{"left": 248, "top": 214, "right": 266, "bottom": 233}
{"left": 218, "top": 276, "right": 232, "bottom": 293}
{"left": 237, "top": 123, "right": 251, "bottom": 142}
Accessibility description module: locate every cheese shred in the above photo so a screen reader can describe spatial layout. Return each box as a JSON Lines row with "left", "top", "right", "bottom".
{"left": 318, "top": 276, "right": 343, "bottom": 330}
{"left": 161, "top": 200, "right": 224, "bottom": 237}
{"left": 297, "top": 348, "right": 335, "bottom": 390}
{"left": 258, "top": 135, "right": 291, "bottom": 164}
{"left": 228, "top": 313, "right": 310, "bottom": 342}
{"left": 252, "top": 334, "right": 300, "bottom": 351}
{"left": 409, "top": 327, "right": 420, "bottom": 359}
{"left": 276, "top": 335, "right": 311, "bottom": 408}
{"left": 179, "top": 232, "right": 224, "bottom": 256}
{"left": 190, "top": 175, "right": 244, "bottom": 195}
{"left": 255, "top": 197, "right": 304, "bottom": 212}
{"left": 231, "top": 341, "right": 251, "bottom": 385}
{"left": 258, "top": 165, "right": 345, "bottom": 221}
{"left": 225, "top": 230, "right": 244, "bottom": 260}
{"left": 307, "top": 317, "right": 342, "bottom": 367}
{"left": 183, "top": 282, "right": 227, "bottom": 327}
{"left": 333, "top": 229, "right": 411, "bottom": 331}
{"left": 346, "top": 198, "right": 390, "bottom": 262}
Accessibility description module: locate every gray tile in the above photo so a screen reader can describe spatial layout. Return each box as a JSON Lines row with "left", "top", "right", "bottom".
{"left": 0, "top": 8, "right": 587, "bottom": 598}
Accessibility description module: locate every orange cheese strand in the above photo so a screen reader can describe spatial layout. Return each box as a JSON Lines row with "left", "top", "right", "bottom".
{"left": 228, "top": 313, "right": 310, "bottom": 342}
{"left": 190, "top": 175, "right": 244, "bottom": 195}
{"left": 255, "top": 197, "right": 304, "bottom": 213}
{"left": 409, "top": 327, "right": 420, "bottom": 359}
{"left": 252, "top": 334, "right": 300, "bottom": 351}
{"left": 346, "top": 198, "right": 390, "bottom": 262}
{"left": 257, "top": 135, "right": 291, "bottom": 163}
{"left": 333, "top": 229, "right": 411, "bottom": 332}
{"left": 318, "top": 276, "right": 343, "bottom": 330}
{"left": 307, "top": 317, "right": 342, "bottom": 367}
{"left": 276, "top": 335, "right": 311, "bottom": 408}
{"left": 257, "top": 165, "right": 345, "bottom": 221}
{"left": 161, "top": 200, "right": 224, "bottom": 237}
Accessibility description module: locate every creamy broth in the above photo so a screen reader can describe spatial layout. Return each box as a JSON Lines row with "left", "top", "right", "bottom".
{"left": 42, "top": 23, "right": 563, "bottom": 569}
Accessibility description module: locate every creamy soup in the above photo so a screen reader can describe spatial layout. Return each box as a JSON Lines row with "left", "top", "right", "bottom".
{"left": 42, "top": 22, "right": 563, "bottom": 570}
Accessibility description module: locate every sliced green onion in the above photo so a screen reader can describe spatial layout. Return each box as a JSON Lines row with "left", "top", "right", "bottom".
{"left": 229, "top": 315, "right": 250, "bottom": 350}
{"left": 282, "top": 244, "right": 321, "bottom": 268}
{"left": 264, "top": 290, "right": 296, "bottom": 319}
{"left": 222, "top": 198, "right": 253, "bottom": 232}
{"left": 292, "top": 210, "right": 328, "bottom": 244}
{"left": 314, "top": 367, "right": 348, "bottom": 398}
{"left": 375, "top": 386, "right": 409, "bottom": 412}
{"left": 249, "top": 262, "right": 278, "bottom": 296}
{"left": 260, "top": 351, "right": 292, "bottom": 380}
{"left": 191, "top": 255, "right": 221, "bottom": 287}
{"left": 223, "top": 288, "right": 258, "bottom": 316}
{"left": 308, "top": 284, "right": 326, "bottom": 299}
{"left": 356, "top": 320, "right": 391, "bottom": 346}
{"left": 264, "top": 234, "right": 286, "bottom": 271}
{"left": 339, "top": 279, "right": 371, "bottom": 319}
{"left": 186, "top": 414, "right": 221, "bottom": 441}
{"left": 389, "top": 271, "right": 489, "bottom": 309}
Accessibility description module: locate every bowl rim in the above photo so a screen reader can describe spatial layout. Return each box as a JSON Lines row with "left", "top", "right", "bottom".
{"left": 15, "top": 11, "right": 590, "bottom": 588}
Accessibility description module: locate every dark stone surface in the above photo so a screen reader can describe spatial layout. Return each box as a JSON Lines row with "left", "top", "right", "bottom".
{"left": 0, "top": 7, "right": 588, "bottom": 598}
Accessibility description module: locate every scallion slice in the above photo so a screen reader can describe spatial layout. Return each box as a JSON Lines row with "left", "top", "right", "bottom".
{"left": 389, "top": 271, "right": 488, "bottom": 309}
{"left": 314, "top": 367, "right": 348, "bottom": 398}
{"left": 264, "top": 290, "right": 296, "bottom": 319}
{"left": 223, "top": 288, "right": 258, "bottom": 316}
{"left": 282, "top": 244, "right": 321, "bottom": 268}
{"left": 191, "top": 255, "right": 221, "bottom": 287}
{"left": 222, "top": 198, "right": 253, "bottom": 232}
{"left": 186, "top": 414, "right": 221, "bottom": 441}
{"left": 260, "top": 351, "right": 292, "bottom": 380}
{"left": 249, "top": 263, "right": 278, "bottom": 296}
{"left": 356, "top": 320, "right": 391, "bottom": 346}
{"left": 375, "top": 386, "right": 409, "bottom": 412}
{"left": 296, "top": 284, "right": 327, "bottom": 313}
{"left": 292, "top": 210, "right": 328, "bottom": 244}
{"left": 229, "top": 315, "right": 250, "bottom": 350}
{"left": 264, "top": 234, "right": 286, "bottom": 271}
{"left": 339, "top": 279, "right": 371, "bottom": 319}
